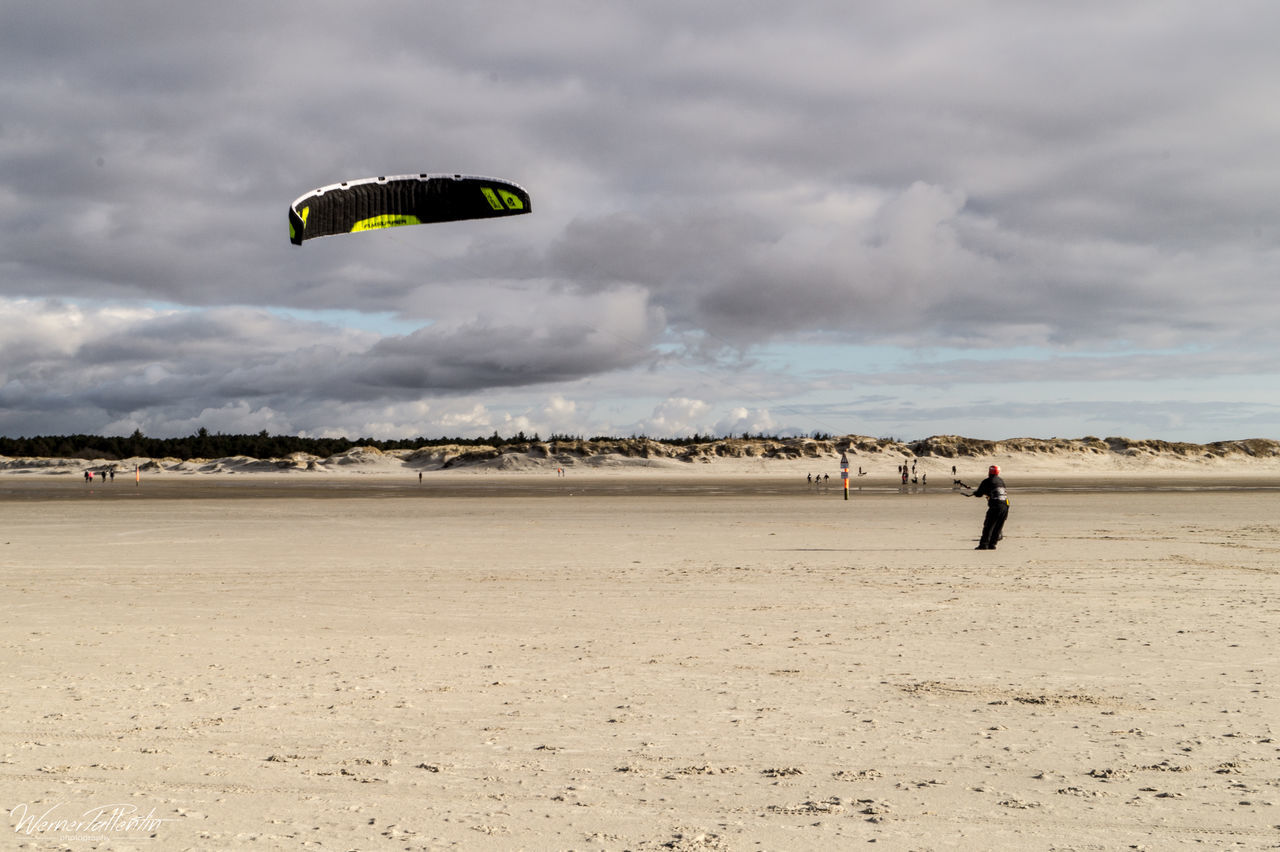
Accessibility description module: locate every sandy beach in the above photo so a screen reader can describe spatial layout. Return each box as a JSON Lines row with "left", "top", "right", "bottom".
{"left": 3, "top": 469, "right": 1279, "bottom": 850}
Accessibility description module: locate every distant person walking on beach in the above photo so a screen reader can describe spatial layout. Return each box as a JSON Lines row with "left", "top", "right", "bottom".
{"left": 967, "top": 465, "right": 1009, "bottom": 550}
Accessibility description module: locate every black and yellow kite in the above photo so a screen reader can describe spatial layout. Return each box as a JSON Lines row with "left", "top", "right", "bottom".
{"left": 289, "top": 173, "right": 531, "bottom": 245}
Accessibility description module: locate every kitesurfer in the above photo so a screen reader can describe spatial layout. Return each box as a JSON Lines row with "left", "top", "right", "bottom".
{"left": 968, "top": 465, "right": 1009, "bottom": 550}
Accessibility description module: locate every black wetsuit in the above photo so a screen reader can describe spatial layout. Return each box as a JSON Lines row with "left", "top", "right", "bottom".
{"left": 972, "top": 474, "right": 1008, "bottom": 549}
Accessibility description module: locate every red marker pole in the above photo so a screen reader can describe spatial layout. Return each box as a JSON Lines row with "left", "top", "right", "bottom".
{"left": 840, "top": 452, "right": 850, "bottom": 501}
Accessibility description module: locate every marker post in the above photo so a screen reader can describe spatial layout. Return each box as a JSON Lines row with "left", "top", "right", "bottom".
{"left": 840, "top": 452, "right": 850, "bottom": 500}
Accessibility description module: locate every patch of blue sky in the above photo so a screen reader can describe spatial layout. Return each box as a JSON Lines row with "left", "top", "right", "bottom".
{"left": 741, "top": 342, "right": 1022, "bottom": 374}
{"left": 262, "top": 307, "right": 426, "bottom": 336}
{"left": 64, "top": 298, "right": 427, "bottom": 338}
{"left": 745, "top": 341, "right": 1213, "bottom": 376}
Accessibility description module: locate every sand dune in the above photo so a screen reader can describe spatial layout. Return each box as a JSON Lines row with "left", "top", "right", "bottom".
{"left": 3, "top": 434, "right": 1279, "bottom": 479}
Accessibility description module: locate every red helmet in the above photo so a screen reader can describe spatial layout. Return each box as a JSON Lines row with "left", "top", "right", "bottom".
{"left": 988, "top": 464, "right": 1001, "bottom": 476}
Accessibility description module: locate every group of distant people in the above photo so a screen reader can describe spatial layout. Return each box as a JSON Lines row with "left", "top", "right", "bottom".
{"left": 807, "top": 466, "right": 870, "bottom": 488}
{"left": 897, "top": 460, "right": 926, "bottom": 485}
{"left": 83, "top": 469, "right": 115, "bottom": 482}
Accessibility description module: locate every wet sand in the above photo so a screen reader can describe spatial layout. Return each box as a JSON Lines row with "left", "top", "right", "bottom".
{"left": 3, "top": 476, "right": 1279, "bottom": 849}
{"left": 4, "top": 471, "right": 1279, "bottom": 500}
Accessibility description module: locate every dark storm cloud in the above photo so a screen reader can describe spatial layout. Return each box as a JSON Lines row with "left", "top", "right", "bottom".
{"left": 0, "top": 290, "right": 664, "bottom": 436}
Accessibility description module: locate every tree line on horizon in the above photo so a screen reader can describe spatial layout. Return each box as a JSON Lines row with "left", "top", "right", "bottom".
{"left": 0, "top": 428, "right": 839, "bottom": 462}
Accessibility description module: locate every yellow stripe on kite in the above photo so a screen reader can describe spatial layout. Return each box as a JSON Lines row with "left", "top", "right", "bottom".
{"left": 350, "top": 214, "right": 423, "bottom": 233}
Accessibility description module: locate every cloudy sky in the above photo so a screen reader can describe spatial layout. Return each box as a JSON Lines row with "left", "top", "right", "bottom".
{"left": 3, "top": 2, "right": 1278, "bottom": 442}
